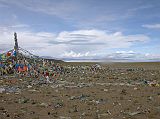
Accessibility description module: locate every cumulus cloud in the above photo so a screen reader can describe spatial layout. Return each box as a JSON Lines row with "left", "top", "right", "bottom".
{"left": 0, "top": 27, "right": 150, "bottom": 59}
{"left": 1, "top": 27, "right": 159, "bottom": 61}
{"left": 142, "top": 24, "right": 160, "bottom": 29}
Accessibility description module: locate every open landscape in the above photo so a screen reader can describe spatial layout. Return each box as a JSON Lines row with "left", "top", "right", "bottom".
{"left": 1, "top": 0, "right": 160, "bottom": 119}
{"left": 1, "top": 62, "right": 160, "bottom": 119}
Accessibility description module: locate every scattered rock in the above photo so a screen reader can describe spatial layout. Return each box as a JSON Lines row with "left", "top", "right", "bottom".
{"left": 19, "top": 97, "right": 30, "bottom": 104}
{"left": 54, "top": 102, "right": 63, "bottom": 108}
{"left": 0, "top": 87, "right": 5, "bottom": 93}
{"left": 121, "top": 89, "right": 127, "bottom": 95}
{"left": 38, "top": 103, "right": 48, "bottom": 107}
{"left": 128, "top": 111, "right": 141, "bottom": 116}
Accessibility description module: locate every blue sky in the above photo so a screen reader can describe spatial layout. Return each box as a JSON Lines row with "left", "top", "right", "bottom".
{"left": 0, "top": 0, "right": 160, "bottom": 61}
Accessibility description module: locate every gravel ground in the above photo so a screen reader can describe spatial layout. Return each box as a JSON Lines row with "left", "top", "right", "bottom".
{"left": 0, "top": 62, "right": 160, "bottom": 119}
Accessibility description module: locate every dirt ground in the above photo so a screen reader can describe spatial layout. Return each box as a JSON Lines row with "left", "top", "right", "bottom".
{"left": 0, "top": 62, "right": 160, "bottom": 119}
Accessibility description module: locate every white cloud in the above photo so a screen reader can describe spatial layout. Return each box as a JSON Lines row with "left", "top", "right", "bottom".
{"left": 116, "top": 50, "right": 135, "bottom": 54}
{"left": 1, "top": 27, "right": 159, "bottom": 61}
{"left": 55, "top": 29, "right": 149, "bottom": 52}
{"left": 142, "top": 24, "right": 160, "bottom": 29}
{"left": 144, "top": 53, "right": 160, "bottom": 60}
{"left": 0, "top": 28, "right": 150, "bottom": 59}
{"left": 61, "top": 51, "right": 96, "bottom": 58}
{"left": 106, "top": 51, "right": 137, "bottom": 60}
{"left": 0, "top": 29, "right": 54, "bottom": 53}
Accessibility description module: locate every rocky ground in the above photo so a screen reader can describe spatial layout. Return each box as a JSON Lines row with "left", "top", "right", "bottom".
{"left": 0, "top": 62, "right": 160, "bottom": 119}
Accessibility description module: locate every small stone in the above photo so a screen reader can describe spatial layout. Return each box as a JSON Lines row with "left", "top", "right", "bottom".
{"left": 104, "top": 89, "right": 108, "bottom": 92}
{"left": 128, "top": 111, "right": 141, "bottom": 116}
{"left": 70, "top": 96, "right": 76, "bottom": 100}
{"left": 81, "top": 112, "right": 86, "bottom": 116}
{"left": 19, "top": 98, "right": 30, "bottom": 104}
{"left": 27, "top": 85, "right": 32, "bottom": 88}
{"left": 134, "top": 87, "right": 138, "bottom": 90}
{"left": 39, "top": 103, "right": 48, "bottom": 107}
{"left": 121, "top": 89, "right": 127, "bottom": 95}
{"left": 0, "top": 88, "right": 5, "bottom": 93}
{"left": 54, "top": 102, "right": 63, "bottom": 108}
{"left": 148, "top": 96, "right": 153, "bottom": 101}
{"left": 107, "top": 110, "right": 111, "bottom": 115}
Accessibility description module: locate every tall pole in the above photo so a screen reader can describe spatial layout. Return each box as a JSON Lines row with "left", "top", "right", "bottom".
{"left": 14, "top": 32, "right": 18, "bottom": 57}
